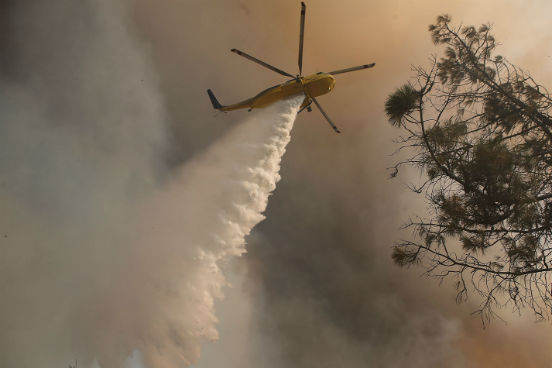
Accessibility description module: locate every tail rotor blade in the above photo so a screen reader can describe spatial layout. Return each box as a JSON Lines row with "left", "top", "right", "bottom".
{"left": 311, "top": 97, "right": 341, "bottom": 134}
{"left": 298, "top": 2, "right": 306, "bottom": 76}
{"left": 329, "top": 63, "right": 375, "bottom": 75}
{"left": 231, "top": 48, "right": 295, "bottom": 78}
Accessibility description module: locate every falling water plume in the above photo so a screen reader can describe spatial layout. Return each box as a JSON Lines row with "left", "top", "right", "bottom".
{"left": 94, "top": 96, "right": 303, "bottom": 368}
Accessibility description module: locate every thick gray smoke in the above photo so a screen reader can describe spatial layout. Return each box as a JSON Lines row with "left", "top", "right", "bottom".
{"left": 0, "top": 0, "right": 301, "bottom": 367}
{"left": 0, "top": 1, "right": 167, "bottom": 367}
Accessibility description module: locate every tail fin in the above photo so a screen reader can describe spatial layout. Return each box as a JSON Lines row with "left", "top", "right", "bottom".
{"left": 207, "top": 89, "right": 224, "bottom": 110}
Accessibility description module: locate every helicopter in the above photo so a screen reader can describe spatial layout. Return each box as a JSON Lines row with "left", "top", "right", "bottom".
{"left": 206, "top": 2, "right": 375, "bottom": 133}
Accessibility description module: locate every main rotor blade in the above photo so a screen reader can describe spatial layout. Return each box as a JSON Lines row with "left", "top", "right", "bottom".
{"left": 231, "top": 48, "right": 295, "bottom": 78}
{"left": 329, "top": 63, "right": 376, "bottom": 75}
{"left": 311, "top": 97, "right": 341, "bottom": 134}
{"left": 298, "top": 2, "right": 306, "bottom": 76}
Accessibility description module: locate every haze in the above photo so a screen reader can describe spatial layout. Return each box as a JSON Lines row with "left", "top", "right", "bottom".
{"left": 2, "top": 0, "right": 552, "bottom": 367}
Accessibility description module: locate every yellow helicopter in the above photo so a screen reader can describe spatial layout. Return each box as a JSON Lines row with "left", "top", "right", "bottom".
{"left": 207, "top": 2, "right": 375, "bottom": 133}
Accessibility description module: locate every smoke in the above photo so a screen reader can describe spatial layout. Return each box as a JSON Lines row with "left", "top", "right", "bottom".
{"left": 95, "top": 96, "right": 302, "bottom": 367}
{"left": 6, "top": 0, "right": 552, "bottom": 367}
{"left": 124, "top": 2, "right": 552, "bottom": 367}
{"left": 0, "top": 0, "right": 169, "bottom": 367}
{"left": 0, "top": 0, "right": 302, "bottom": 367}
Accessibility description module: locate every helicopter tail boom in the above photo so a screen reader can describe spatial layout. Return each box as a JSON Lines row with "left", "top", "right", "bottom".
{"left": 207, "top": 89, "right": 224, "bottom": 110}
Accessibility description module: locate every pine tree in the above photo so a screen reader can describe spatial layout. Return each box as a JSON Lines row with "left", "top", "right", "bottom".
{"left": 386, "top": 15, "right": 552, "bottom": 322}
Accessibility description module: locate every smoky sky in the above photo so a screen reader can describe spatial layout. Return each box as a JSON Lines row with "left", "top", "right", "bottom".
{"left": 4, "top": 0, "right": 552, "bottom": 367}
{"left": 128, "top": 1, "right": 552, "bottom": 367}
{"left": 0, "top": 0, "right": 169, "bottom": 366}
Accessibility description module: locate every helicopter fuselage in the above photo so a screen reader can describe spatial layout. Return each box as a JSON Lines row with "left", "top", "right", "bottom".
{"left": 214, "top": 73, "right": 335, "bottom": 112}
